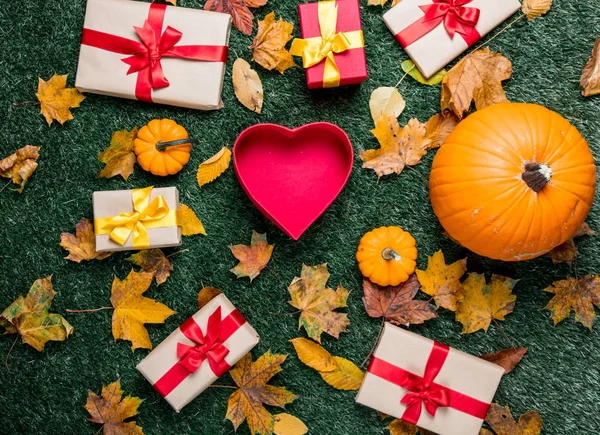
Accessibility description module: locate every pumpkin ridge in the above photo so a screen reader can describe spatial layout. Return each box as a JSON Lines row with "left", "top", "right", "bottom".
{"left": 443, "top": 139, "right": 519, "bottom": 165}
{"left": 466, "top": 117, "right": 527, "bottom": 161}
{"left": 551, "top": 162, "right": 597, "bottom": 175}
{"left": 540, "top": 124, "right": 581, "bottom": 165}
{"left": 549, "top": 180, "right": 596, "bottom": 206}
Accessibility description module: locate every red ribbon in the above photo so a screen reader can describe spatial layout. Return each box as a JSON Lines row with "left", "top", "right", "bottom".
{"left": 80, "top": 3, "right": 228, "bottom": 102}
{"left": 395, "top": 0, "right": 481, "bottom": 48}
{"left": 367, "top": 342, "right": 490, "bottom": 425}
{"left": 153, "top": 306, "right": 246, "bottom": 398}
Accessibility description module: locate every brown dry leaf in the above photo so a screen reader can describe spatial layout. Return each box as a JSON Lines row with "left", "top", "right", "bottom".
{"left": 197, "top": 147, "right": 232, "bottom": 187}
{"left": 226, "top": 351, "right": 297, "bottom": 435}
{"left": 245, "top": 0, "right": 267, "bottom": 6}
{"left": 424, "top": 112, "right": 459, "bottom": 149}
{"left": 288, "top": 264, "right": 350, "bottom": 343}
{"left": 456, "top": 273, "right": 517, "bottom": 334}
{"left": 360, "top": 116, "right": 429, "bottom": 179}
{"left": 387, "top": 419, "right": 418, "bottom": 435}
{"left": 544, "top": 275, "right": 600, "bottom": 330}
{"left": 485, "top": 403, "right": 543, "bottom": 435}
{"left": 110, "top": 270, "right": 175, "bottom": 350}
{"left": 60, "top": 218, "right": 112, "bottom": 262}
{"left": 415, "top": 250, "right": 466, "bottom": 311}
{"left": 179, "top": 204, "right": 207, "bottom": 236}
{"left": 581, "top": 38, "right": 600, "bottom": 97}
{"left": 128, "top": 249, "right": 173, "bottom": 286}
{"left": 441, "top": 48, "right": 512, "bottom": 119}
{"left": 549, "top": 223, "right": 595, "bottom": 265}
{"left": 273, "top": 413, "right": 307, "bottom": 435}
{"left": 250, "top": 12, "right": 295, "bottom": 73}
{"left": 229, "top": 230, "right": 274, "bottom": 281}
{"left": 205, "top": 0, "right": 254, "bottom": 35}
{"left": 197, "top": 286, "right": 223, "bottom": 309}
{"left": 98, "top": 127, "right": 138, "bottom": 181}
{"left": 0, "top": 145, "right": 40, "bottom": 193}
{"left": 362, "top": 275, "right": 438, "bottom": 326}
{"left": 36, "top": 74, "right": 84, "bottom": 125}
{"left": 521, "top": 0, "right": 553, "bottom": 21}
{"left": 85, "top": 379, "right": 144, "bottom": 435}
{"left": 290, "top": 337, "right": 337, "bottom": 372}
{"left": 369, "top": 87, "right": 406, "bottom": 126}
{"left": 233, "top": 58, "right": 264, "bottom": 114}
{"left": 480, "top": 347, "right": 528, "bottom": 374}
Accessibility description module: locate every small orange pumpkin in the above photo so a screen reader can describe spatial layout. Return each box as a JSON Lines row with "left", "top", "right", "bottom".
{"left": 134, "top": 119, "right": 193, "bottom": 176}
{"left": 430, "top": 102, "right": 596, "bottom": 261}
{"left": 356, "top": 226, "right": 418, "bottom": 286}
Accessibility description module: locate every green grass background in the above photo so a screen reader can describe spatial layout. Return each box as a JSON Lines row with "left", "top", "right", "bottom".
{"left": 0, "top": 0, "right": 599, "bottom": 433}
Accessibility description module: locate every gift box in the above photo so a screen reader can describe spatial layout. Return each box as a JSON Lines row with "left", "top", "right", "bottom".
{"left": 75, "top": 0, "right": 231, "bottom": 110}
{"left": 356, "top": 323, "right": 504, "bottom": 435}
{"left": 290, "top": 0, "right": 367, "bottom": 89}
{"left": 137, "top": 293, "right": 260, "bottom": 411}
{"left": 93, "top": 186, "right": 182, "bottom": 252}
{"left": 383, "top": 0, "right": 521, "bottom": 79}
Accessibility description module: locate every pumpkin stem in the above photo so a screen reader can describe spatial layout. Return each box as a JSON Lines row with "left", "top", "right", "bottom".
{"left": 522, "top": 163, "right": 552, "bottom": 193}
{"left": 155, "top": 138, "right": 198, "bottom": 152}
{"left": 382, "top": 248, "right": 401, "bottom": 261}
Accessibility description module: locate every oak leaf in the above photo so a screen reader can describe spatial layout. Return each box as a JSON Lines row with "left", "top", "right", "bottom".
{"left": 179, "top": 204, "right": 207, "bottom": 236}
{"left": 197, "top": 286, "right": 223, "bottom": 309}
{"left": 424, "top": 112, "right": 459, "bottom": 149}
{"left": 226, "top": 351, "right": 297, "bottom": 435}
{"left": 205, "top": 0, "right": 254, "bottom": 35}
{"left": 233, "top": 58, "right": 264, "bottom": 114}
{"left": 128, "top": 249, "right": 173, "bottom": 286}
{"left": 290, "top": 337, "right": 337, "bottom": 372}
{"left": 544, "top": 275, "right": 600, "bottom": 330}
{"left": 273, "top": 413, "right": 308, "bottom": 435}
{"left": 485, "top": 403, "right": 543, "bottom": 435}
{"left": 36, "top": 74, "right": 84, "bottom": 125}
{"left": 197, "top": 147, "right": 231, "bottom": 187}
{"left": 250, "top": 12, "right": 295, "bottom": 73}
{"left": 401, "top": 60, "right": 446, "bottom": 86}
{"left": 480, "top": 347, "right": 528, "bottom": 374}
{"left": 581, "top": 38, "right": 600, "bottom": 97}
{"left": 362, "top": 275, "right": 438, "bottom": 326}
{"left": 521, "top": 0, "right": 552, "bottom": 21}
{"left": 456, "top": 273, "right": 517, "bottom": 334}
{"left": 440, "top": 48, "right": 512, "bottom": 119}
{"left": 548, "top": 222, "right": 595, "bottom": 265}
{"left": 288, "top": 264, "right": 350, "bottom": 343}
{"left": 229, "top": 230, "right": 274, "bottom": 281}
{"left": 60, "top": 218, "right": 112, "bottom": 262}
{"left": 98, "top": 127, "right": 138, "bottom": 181}
{"left": 85, "top": 379, "right": 144, "bottom": 435}
{"left": 415, "top": 250, "right": 466, "bottom": 311}
{"left": 369, "top": 87, "right": 406, "bottom": 125}
{"left": 0, "top": 145, "right": 40, "bottom": 193}
{"left": 1, "top": 276, "right": 73, "bottom": 351}
{"left": 110, "top": 270, "right": 175, "bottom": 350}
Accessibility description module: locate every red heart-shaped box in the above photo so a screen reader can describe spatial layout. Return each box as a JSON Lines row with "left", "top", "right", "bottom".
{"left": 233, "top": 123, "right": 354, "bottom": 240}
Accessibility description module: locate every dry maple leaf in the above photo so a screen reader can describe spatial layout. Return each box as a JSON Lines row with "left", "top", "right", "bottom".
{"left": 456, "top": 273, "right": 517, "bottom": 334}
{"left": 360, "top": 116, "right": 430, "bottom": 179}
{"left": 1, "top": 276, "right": 73, "bottom": 351}
{"left": 480, "top": 347, "right": 528, "bottom": 374}
{"left": 36, "top": 74, "right": 84, "bottom": 126}
{"left": 273, "top": 413, "right": 308, "bottom": 435}
{"left": 581, "top": 38, "right": 600, "bottom": 97}
{"left": 128, "top": 249, "right": 173, "bottom": 286}
{"left": 424, "top": 112, "right": 459, "bottom": 149}
{"left": 288, "top": 264, "right": 350, "bottom": 343}
{"left": 226, "top": 351, "right": 297, "bottom": 435}
{"left": 548, "top": 222, "right": 595, "bottom": 265}
{"left": 60, "top": 218, "right": 112, "bottom": 262}
{"left": 521, "top": 0, "right": 552, "bottom": 21}
{"left": 197, "top": 147, "right": 232, "bottom": 187}
{"left": 110, "top": 270, "right": 175, "bottom": 350}
{"left": 85, "top": 379, "right": 144, "bottom": 435}
{"left": 229, "top": 230, "right": 274, "bottom": 281}
{"left": 440, "top": 48, "right": 512, "bottom": 119}
{"left": 387, "top": 419, "right": 436, "bottom": 435}
{"left": 485, "top": 403, "right": 543, "bottom": 435}
{"left": 369, "top": 87, "right": 406, "bottom": 126}
{"left": 197, "top": 286, "right": 223, "bottom": 309}
{"left": 205, "top": 0, "right": 254, "bottom": 35}
{"left": 0, "top": 145, "right": 40, "bottom": 193}
{"left": 544, "top": 275, "right": 600, "bottom": 330}
{"left": 179, "top": 203, "right": 207, "bottom": 236}
{"left": 362, "top": 275, "right": 438, "bottom": 326}
{"left": 233, "top": 59, "right": 264, "bottom": 114}
{"left": 98, "top": 127, "right": 138, "bottom": 181}
{"left": 416, "top": 250, "right": 466, "bottom": 311}
{"left": 250, "top": 12, "right": 295, "bottom": 73}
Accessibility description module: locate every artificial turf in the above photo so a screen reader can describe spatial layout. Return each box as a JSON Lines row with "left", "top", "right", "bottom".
{"left": 0, "top": 0, "right": 599, "bottom": 434}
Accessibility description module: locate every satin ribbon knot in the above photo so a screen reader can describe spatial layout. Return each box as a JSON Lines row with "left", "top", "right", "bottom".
{"left": 420, "top": 0, "right": 480, "bottom": 39}
{"left": 400, "top": 380, "right": 451, "bottom": 420}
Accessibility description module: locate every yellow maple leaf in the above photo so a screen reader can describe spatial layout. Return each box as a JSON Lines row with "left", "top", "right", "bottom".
{"left": 229, "top": 230, "right": 274, "bottom": 281}
{"left": 128, "top": 249, "right": 173, "bottom": 286}
{"left": 250, "top": 12, "right": 295, "bottom": 73}
{"left": 98, "top": 127, "right": 138, "bottom": 181}
{"left": 179, "top": 203, "right": 206, "bottom": 236}
{"left": 60, "top": 217, "right": 112, "bottom": 262}
{"left": 233, "top": 58, "right": 264, "bottom": 114}
{"left": 455, "top": 273, "right": 517, "bottom": 334}
{"left": 416, "top": 250, "right": 467, "bottom": 311}
{"left": 85, "top": 379, "right": 144, "bottom": 435}
{"left": 0, "top": 145, "right": 40, "bottom": 193}
{"left": 197, "top": 147, "right": 231, "bottom": 187}
{"left": 485, "top": 403, "right": 543, "bottom": 435}
{"left": 581, "top": 38, "right": 600, "bottom": 97}
{"left": 521, "top": 0, "right": 552, "bottom": 21}
{"left": 36, "top": 74, "right": 84, "bottom": 126}
{"left": 273, "top": 413, "right": 308, "bottom": 435}
{"left": 544, "top": 275, "right": 600, "bottom": 330}
{"left": 109, "top": 270, "right": 175, "bottom": 350}
{"left": 197, "top": 286, "right": 222, "bottom": 309}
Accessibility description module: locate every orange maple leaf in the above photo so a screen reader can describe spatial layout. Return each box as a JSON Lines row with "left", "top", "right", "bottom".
{"left": 229, "top": 231, "right": 274, "bottom": 281}
{"left": 60, "top": 218, "right": 112, "bottom": 263}
{"left": 85, "top": 379, "right": 144, "bottom": 435}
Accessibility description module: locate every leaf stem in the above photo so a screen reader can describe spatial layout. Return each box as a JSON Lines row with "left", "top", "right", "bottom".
{"left": 208, "top": 384, "right": 236, "bottom": 389}
{"left": 5, "top": 334, "right": 19, "bottom": 368}
{"left": 66, "top": 306, "right": 113, "bottom": 313}
{"left": 394, "top": 65, "right": 414, "bottom": 88}
{"left": 361, "top": 319, "right": 385, "bottom": 368}
{"left": 0, "top": 179, "right": 12, "bottom": 194}
{"left": 166, "top": 248, "right": 190, "bottom": 259}
{"left": 12, "top": 100, "right": 40, "bottom": 107}
{"left": 267, "top": 310, "right": 301, "bottom": 316}
{"left": 266, "top": 265, "right": 284, "bottom": 286}
{"left": 493, "top": 319, "right": 516, "bottom": 350}
{"left": 472, "top": 14, "right": 526, "bottom": 52}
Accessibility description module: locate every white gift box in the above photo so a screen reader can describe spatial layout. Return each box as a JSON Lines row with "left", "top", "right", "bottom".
{"left": 76, "top": 0, "right": 231, "bottom": 110}
{"left": 137, "top": 294, "right": 260, "bottom": 412}
{"left": 383, "top": 0, "right": 521, "bottom": 78}
{"left": 356, "top": 323, "right": 504, "bottom": 435}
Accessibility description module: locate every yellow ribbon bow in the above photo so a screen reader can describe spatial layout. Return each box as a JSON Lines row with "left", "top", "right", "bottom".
{"left": 94, "top": 186, "right": 180, "bottom": 249}
{"left": 290, "top": 0, "right": 364, "bottom": 88}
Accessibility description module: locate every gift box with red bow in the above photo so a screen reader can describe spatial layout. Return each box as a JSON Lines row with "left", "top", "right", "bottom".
{"left": 75, "top": 0, "right": 231, "bottom": 110}
{"left": 137, "top": 293, "right": 260, "bottom": 411}
{"left": 383, "top": 0, "right": 521, "bottom": 79}
{"left": 356, "top": 323, "right": 504, "bottom": 435}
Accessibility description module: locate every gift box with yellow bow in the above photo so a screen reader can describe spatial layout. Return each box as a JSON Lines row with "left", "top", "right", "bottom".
{"left": 93, "top": 186, "right": 182, "bottom": 252}
{"left": 290, "top": 0, "right": 367, "bottom": 89}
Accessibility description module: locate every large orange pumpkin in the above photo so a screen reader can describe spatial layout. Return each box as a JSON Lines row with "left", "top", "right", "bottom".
{"left": 430, "top": 103, "right": 596, "bottom": 261}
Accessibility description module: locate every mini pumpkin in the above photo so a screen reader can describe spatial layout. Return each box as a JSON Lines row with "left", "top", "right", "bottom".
{"left": 356, "top": 226, "right": 418, "bottom": 286}
{"left": 134, "top": 119, "right": 193, "bottom": 176}
{"left": 430, "top": 102, "right": 596, "bottom": 262}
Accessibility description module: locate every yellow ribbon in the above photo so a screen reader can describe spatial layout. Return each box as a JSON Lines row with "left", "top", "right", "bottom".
{"left": 94, "top": 186, "right": 180, "bottom": 249}
{"left": 290, "top": 0, "right": 364, "bottom": 88}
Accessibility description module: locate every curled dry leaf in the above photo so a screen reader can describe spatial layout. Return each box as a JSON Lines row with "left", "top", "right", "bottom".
{"left": 60, "top": 218, "right": 112, "bottom": 262}
{"left": 197, "top": 147, "right": 232, "bottom": 187}
{"left": 544, "top": 275, "right": 600, "bottom": 330}
{"left": 205, "top": 0, "right": 254, "bottom": 35}
{"left": 273, "top": 413, "right": 308, "bottom": 435}
{"left": 485, "top": 403, "right": 543, "bottom": 435}
{"left": 179, "top": 204, "right": 207, "bottom": 236}
{"left": 128, "top": 249, "right": 173, "bottom": 286}
{"left": 233, "top": 58, "right": 264, "bottom": 114}
{"left": 229, "top": 230, "right": 274, "bottom": 281}
{"left": 424, "top": 112, "right": 459, "bottom": 149}
{"left": 36, "top": 74, "right": 84, "bottom": 125}
{"left": 580, "top": 38, "right": 600, "bottom": 97}
{"left": 98, "top": 127, "right": 138, "bottom": 181}
{"left": 85, "top": 379, "right": 144, "bottom": 435}
{"left": 415, "top": 250, "right": 466, "bottom": 311}
{"left": 548, "top": 222, "right": 595, "bottom": 265}
{"left": 197, "top": 286, "right": 223, "bottom": 309}
{"left": 369, "top": 87, "right": 406, "bottom": 126}
{"left": 401, "top": 60, "right": 446, "bottom": 86}
{"left": 0, "top": 145, "right": 40, "bottom": 193}
{"left": 480, "top": 347, "right": 528, "bottom": 374}
{"left": 250, "top": 12, "right": 295, "bottom": 73}
{"left": 521, "top": 0, "right": 553, "bottom": 21}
